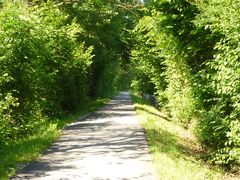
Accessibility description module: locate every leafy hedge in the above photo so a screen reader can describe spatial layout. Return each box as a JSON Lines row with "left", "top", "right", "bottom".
{"left": 131, "top": 0, "right": 240, "bottom": 167}
{"left": 195, "top": 0, "right": 240, "bottom": 167}
{"left": 0, "top": 1, "right": 92, "bottom": 144}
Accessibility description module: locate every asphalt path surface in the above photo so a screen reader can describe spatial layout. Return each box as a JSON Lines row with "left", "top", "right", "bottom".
{"left": 12, "top": 92, "right": 156, "bottom": 180}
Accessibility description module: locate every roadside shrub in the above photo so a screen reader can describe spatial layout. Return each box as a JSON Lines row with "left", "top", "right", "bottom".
{"left": 131, "top": 0, "right": 240, "bottom": 167}
{"left": 0, "top": 1, "right": 92, "bottom": 144}
{"left": 194, "top": 0, "right": 240, "bottom": 166}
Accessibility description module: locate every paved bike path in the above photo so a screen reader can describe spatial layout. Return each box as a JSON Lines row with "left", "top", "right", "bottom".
{"left": 12, "top": 92, "right": 156, "bottom": 180}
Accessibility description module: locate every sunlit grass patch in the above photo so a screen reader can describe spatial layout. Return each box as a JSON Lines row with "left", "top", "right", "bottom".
{"left": 0, "top": 122, "right": 60, "bottom": 179}
{"left": 131, "top": 94, "right": 230, "bottom": 180}
{"left": 0, "top": 98, "right": 108, "bottom": 180}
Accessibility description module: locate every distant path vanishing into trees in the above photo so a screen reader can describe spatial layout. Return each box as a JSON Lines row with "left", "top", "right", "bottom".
{"left": 12, "top": 92, "right": 156, "bottom": 180}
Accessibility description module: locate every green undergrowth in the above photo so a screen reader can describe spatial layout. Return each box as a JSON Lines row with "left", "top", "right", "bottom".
{"left": 131, "top": 94, "right": 238, "bottom": 180}
{"left": 0, "top": 98, "right": 108, "bottom": 179}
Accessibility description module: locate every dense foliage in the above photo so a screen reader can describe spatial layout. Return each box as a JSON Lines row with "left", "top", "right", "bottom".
{"left": 0, "top": 1, "right": 93, "bottom": 143}
{"left": 60, "top": 0, "right": 135, "bottom": 97}
{"left": 131, "top": 0, "right": 240, "bottom": 167}
{"left": 1, "top": 0, "right": 239, "bottom": 170}
{"left": 0, "top": 0, "right": 137, "bottom": 145}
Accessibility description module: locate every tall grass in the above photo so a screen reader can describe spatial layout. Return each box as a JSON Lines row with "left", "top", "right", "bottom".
{"left": 131, "top": 94, "right": 238, "bottom": 180}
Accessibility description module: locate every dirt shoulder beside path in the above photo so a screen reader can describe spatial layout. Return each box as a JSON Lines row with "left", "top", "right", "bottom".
{"left": 12, "top": 92, "right": 156, "bottom": 180}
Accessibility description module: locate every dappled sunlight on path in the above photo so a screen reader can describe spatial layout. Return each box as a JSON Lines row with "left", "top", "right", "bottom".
{"left": 12, "top": 92, "right": 156, "bottom": 180}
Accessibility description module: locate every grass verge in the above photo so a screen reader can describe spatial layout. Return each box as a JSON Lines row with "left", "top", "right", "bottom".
{"left": 0, "top": 98, "right": 108, "bottom": 179}
{"left": 131, "top": 94, "right": 238, "bottom": 180}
